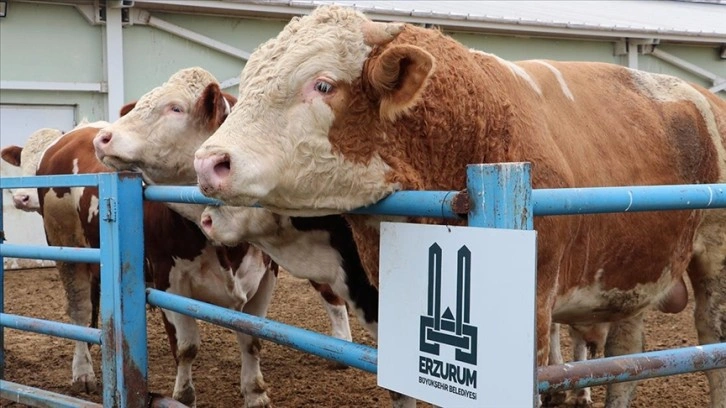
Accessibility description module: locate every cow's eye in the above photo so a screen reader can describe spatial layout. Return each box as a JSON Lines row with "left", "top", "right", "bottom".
{"left": 314, "top": 80, "right": 334, "bottom": 94}
{"left": 170, "top": 105, "right": 184, "bottom": 113}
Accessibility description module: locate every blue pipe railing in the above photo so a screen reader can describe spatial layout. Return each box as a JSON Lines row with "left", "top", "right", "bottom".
{"left": 146, "top": 289, "right": 379, "bottom": 373}
{"left": 145, "top": 183, "right": 726, "bottom": 218}
{"left": 0, "top": 244, "right": 101, "bottom": 263}
{"left": 0, "top": 314, "right": 101, "bottom": 345}
{"left": 3, "top": 167, "right": 726, "bottom": 407}
{"left": 144, "top": 168, "right": 726, "bottom": 398}
{"left": 0, "top": 173, "right": 148, "bottom": 408}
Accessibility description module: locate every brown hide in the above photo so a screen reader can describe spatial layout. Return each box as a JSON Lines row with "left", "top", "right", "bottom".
{"left": 327, "top": 25, "right": 724, "bottom": 328}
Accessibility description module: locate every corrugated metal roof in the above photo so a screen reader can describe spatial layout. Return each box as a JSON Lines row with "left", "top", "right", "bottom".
{"left": 246, "top": 0, "right": 726, "bottom": 42}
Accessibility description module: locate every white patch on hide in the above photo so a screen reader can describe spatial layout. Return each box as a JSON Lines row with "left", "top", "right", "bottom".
{"left": 630, "top": 69, "right": 726, "bottom": 181}
{"left": 552, "top": 267, "right": 678, "bottom": 324}
{"left": 470, "top": 49, "right": 542, "bottom": 96}
{"left": 531, "top": 60, "right": 575, "bottom": 101}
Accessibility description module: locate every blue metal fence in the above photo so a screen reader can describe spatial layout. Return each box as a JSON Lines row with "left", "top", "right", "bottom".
{"left": 1, "top": 164, "right": 726, "bottom": 407}
{"left": 0, "top": 173, "right": 147, "bottom": 408}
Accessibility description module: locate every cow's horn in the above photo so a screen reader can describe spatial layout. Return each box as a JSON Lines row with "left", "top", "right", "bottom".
{"left": 362, "top": 21, "right": 404, "bottom": 46}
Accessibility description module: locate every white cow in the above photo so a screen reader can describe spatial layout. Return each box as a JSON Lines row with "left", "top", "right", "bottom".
{"left": 1, "top": 127, "right": 64, "bottom": 212}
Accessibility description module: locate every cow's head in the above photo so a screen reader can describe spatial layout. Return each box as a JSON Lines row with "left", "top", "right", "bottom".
{"left": 1, "top": 128, "right": 64, "bottom": 212}
{"left": 94, "top": 67, "right": 237, "bottom": 185}
{"left": 200, "top": 205, "right": 280, "bottom": 247}
{"left": 194, "top": 6, "right": 435, "bottom": 214}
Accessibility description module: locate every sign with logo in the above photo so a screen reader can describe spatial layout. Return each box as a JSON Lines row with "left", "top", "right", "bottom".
{"left": 378, "top": 222, "right": 537, "bottom": 408}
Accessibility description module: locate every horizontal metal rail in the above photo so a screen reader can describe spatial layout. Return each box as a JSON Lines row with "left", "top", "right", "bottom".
{"left": 0, "top": 174, "right": 101, "bottom": 189}
{"left": 0, "top": 244, "right": 100, "bottom": 263}
{"left": 0, "top": 380, "right": 102, "bottom": 408}
{"left": 148, "top": 394, "right": 190, "bottom": 408}
{"left": 146, "top": 289, "right": 378, "bottom": 373}
{"left": 538, "top": 342, "right": 726, "bottom": 392}
{"left": 0, "top": 313, "right": 101, "bottom": 345}
{"left": 534, "top": 183, "right": 726, "bottom": 215}
{"left": 144, "top": 185, "right": 222, "bottom": 206}
{"left": 148, "top": 289, "right": 726, "bottom": 392}
{"left": 144, "top": 186, "right": 467, "bottom": 219}
{"left": 143, "top": 183, "right": 726, "bottom": 218}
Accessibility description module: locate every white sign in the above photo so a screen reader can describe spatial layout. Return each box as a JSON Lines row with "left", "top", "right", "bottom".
{"left": 378, "top": 222, "right": 537, "bottom": 408}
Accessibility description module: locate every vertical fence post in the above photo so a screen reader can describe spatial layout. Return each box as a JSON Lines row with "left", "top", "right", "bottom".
{"left": 0, "top": 191, "right": 4, "bottom": 380}
{"left": 467, "top": 163, "right": 533, "bottom": 230}
{"left": 98, "top": 172, "right": 147, "bottom": 407}
{"left": 466, "top": 162, "right": 537, "bottom": 406}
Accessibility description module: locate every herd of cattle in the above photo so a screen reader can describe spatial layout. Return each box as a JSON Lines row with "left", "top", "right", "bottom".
{"left": 1, "top": 5, "right": 725, "bottom": 408}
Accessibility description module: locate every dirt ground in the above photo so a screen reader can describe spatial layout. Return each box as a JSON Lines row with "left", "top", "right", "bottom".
{"left": 1, "top": 267, "right": 711, "bottom": 407}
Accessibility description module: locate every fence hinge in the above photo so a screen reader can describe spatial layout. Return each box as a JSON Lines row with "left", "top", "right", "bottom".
{"left": 103, "top": 197, "right": 117, "bottom": 222}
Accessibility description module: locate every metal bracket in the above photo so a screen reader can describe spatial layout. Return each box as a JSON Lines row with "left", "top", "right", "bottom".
{"left": 103, "top": 198, "right": 117, "bottom": 222}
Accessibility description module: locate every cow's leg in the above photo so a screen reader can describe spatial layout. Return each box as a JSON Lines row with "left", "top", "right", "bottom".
{"left": 564, "top": 326, "right": 594, "bottom": 408}
{"left": 57, "top": 261, "right": 97, "bottom": 393}
{"left": 602, "top": 315, "right": 644, "bottom": 408}
{"left": 542, "top": 323, "right": 567, "bottom": 407}
{"left": 689, "top": 221, "right": 726, "bottom": 408}
{"left": 389, "top": 390, "right": 417, "bottom": 408}
{"left": 237, "top": 270, "right": 276, "bottom": 408}
{"left": 159, "top": 306, "right": 200, "bottom": 407}
{"left": 162, "top": 308, "right": 201, "bottom": 407}
{"left": 309, "top": 280, "right": 352, "bottom": 341}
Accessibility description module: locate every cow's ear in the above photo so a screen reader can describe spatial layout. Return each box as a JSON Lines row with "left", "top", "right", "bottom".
{"left": 366, "top": 44, "right": 434, "bottom": 121}
{"left": 1, "top": 145, "right": 23, "bottom": 166}
{"left": 222, "top": 92, "right": 237, "bottom": 110}
{"left": 196, "top": 83, "right": 233, "bottom": 130}
{"left": 119, "top": 101, "right": 137, "bottom": 117}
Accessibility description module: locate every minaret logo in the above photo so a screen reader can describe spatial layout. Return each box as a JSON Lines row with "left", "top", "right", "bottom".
{"left": 420, "top": 243, "right": 478, "bottom": 365}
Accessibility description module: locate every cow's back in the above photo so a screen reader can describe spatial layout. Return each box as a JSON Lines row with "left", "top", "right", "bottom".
{"left": 367, "top": 28, "right": 726, "bottom": 321}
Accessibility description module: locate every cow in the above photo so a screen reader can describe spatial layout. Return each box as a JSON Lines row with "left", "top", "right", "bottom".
{"left": 1, "top": 127, "right": 64, "bottom": 212}
{"left": 2, "top": 115, "right": 350, "bottom": 408}
{"left": 198, "top": 205, "right": 379, "bottom": 337}
{"left": 192, "top": 5, "right": 726, "bottom": 407}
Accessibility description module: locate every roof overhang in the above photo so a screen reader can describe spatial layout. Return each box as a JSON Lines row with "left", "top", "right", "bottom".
{"left": 127, "top": 0, "right": 726, "bottom": 45}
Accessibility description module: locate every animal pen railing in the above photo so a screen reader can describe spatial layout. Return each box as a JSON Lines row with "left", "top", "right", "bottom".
{"left": 0, "top": 162, "right": 725, "bottom": 407}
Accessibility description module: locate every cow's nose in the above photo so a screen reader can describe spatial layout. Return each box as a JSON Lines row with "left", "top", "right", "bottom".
{"left": 93, "top": 130, "right": 113, "bottom": 158}
{"left": 194, "top": 152, "right": 231, "bottom": 195}
{"left": 200, "top": 213, "right": 213, "bottom": 233}
{"left": 13, "top": 194, "right": 29, "bottom": 209}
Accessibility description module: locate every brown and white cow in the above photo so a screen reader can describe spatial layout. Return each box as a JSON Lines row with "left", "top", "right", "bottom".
{"left": 2, "top": 123, "right": 277, "bottom": 407}
{"left": 192, "top": 6, "right": 726, "bottom": 407}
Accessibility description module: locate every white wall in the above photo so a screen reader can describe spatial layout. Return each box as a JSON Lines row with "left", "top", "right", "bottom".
{"left": 1, "top": 104, "right": 76, "bottom": 269}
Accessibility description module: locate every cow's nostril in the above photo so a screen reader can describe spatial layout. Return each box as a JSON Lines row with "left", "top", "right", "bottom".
{"left": 20, "top": 195, "right": 29, "bottom": 203}
{"left": 201, "top": 215, "right": 213, "bottom": 230}
{"left": 98, "top": 131, "right": 112, "bottom": 145}
{"left": 213, "top": 156, "right": 231, "bottom": 178}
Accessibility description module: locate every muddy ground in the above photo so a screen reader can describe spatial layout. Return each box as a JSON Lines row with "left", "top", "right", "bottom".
{"left": 2, "top": 267, "right": 710, "bottom": 407}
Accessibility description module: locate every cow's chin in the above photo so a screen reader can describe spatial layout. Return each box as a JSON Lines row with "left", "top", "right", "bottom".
{"left": 206, "top": 190, "right": 261, "bottom": 208}
{"left": 258, "top": 204, "right": 343, "bottom": 217}
{"left": 99, "top": 155, "right": 134, "bottom": 172}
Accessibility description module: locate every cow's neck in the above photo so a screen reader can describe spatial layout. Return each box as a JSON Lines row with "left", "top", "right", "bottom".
{"left": 164, "top": 202, "right": 206, "bottom": 228}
